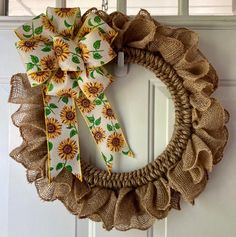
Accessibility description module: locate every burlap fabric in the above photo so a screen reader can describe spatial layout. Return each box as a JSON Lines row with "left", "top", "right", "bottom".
{"left": 9, "top": 9, "right": 229, "bottom": 231}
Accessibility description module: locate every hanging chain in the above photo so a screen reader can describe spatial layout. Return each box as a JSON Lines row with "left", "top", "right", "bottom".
{"left": 102, "top": 0, "right": 109, "bottom": 12}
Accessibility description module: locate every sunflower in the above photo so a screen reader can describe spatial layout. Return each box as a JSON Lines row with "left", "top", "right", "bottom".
{"left": 17, "top": 40, "right": 38, "bottom": 53}
{"left": 107, "top": 132, "right": 125, "bottom": 152}
{"left": 79, "top": 43, "right": 90, "bottom": 62}
{"left": 53, "top": 38, "right": 70, "bottom": 62}
{"left": 51, "top": 69, "right": 66, "bottom": 84}
{"left": 54, "top": 8, "right": 77, "bottom": 18}
{"left": 58, "top": 138, "right": 78, "bottom": 161}
{"left": 78, "top": 26, "right": 90, "bottom": 38}
{"left": 105, "top": 30, "right": 118, "bottom": 42}
{"left": 40, "top": 55, "right": 57, "bottom": 71}
{"left": 42, "top": 85, "right": 51, "bottom": 104}
{"left": 42, "top": 16, "right": 55, "bottom": 32}
{"left": 60, "top": 105, "right": 76, "bottom": 126}
{"left": 82, "top": 82, "right": 104, "bottom": 99}
{"left": 46, "top": 117, "right": 62, "bottom": 139}
{"left": 102, "top": 104, "right": 115, "bottom": 120}
{"left": 56, "top": 88, "right": 77, "bottom": 98}
{"left": 108, "top": 47, "right": 116, "bottom": 58}
{"left": 92, "top": 127, "right": 106, "bottom": 144}
{"left": 43, "top": 94, "right": 51, "bottom": 104}
{"left": 61, "top": 28, "right": 74, "bottom": 38}
{"left": 30, "top": 71, "right": 50, "bottom": 83}
{"left": 67, "top": 71, "right": 82, "bottom": 79}
{"left": 75, "top": 93, "right": 95, "bottom": 113}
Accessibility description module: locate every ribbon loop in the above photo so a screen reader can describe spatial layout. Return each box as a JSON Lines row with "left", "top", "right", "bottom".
{"left": 79, "top": 29, "right": 117, "bottom": 68}
{"left": 46, "top": 7, "right": 81, "bottom": 38}
{"left": 15, "top": 7, "right": 134, "bottom": 181}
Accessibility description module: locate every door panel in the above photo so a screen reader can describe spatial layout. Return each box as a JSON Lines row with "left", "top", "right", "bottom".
{"left": 1, "top": 23, "right": 235, "bottom": 237}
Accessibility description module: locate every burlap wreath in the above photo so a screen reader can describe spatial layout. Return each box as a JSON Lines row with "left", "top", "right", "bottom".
{"left": 9, "top": 9, "right": 229, "bottom": 231}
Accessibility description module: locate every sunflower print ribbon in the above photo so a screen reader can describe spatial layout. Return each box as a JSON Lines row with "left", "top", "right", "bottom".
{"left": 15, "top": 7, "right": 134, "bottom": 181}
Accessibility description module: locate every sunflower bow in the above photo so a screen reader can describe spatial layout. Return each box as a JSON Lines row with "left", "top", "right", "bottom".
{"left": 15, "top": 7, "right": 134, "bottom": 181}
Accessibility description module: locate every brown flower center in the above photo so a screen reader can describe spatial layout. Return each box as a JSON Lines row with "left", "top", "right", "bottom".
{"left": 81, "top": 98, "right": 90, "bottom": 108}
{"left": 112, "top": 137, "right": 120, "bottom": 146}
{"left": 46, "top": 59, "right": 55, "bottom": 70}
{"left": 61, "top": 8, "right": 71, "bottom": 13}
{"left": 47, "top": 123, "right": 56, "bottom": 133}
{"left": 94, "top": 131, "right": 102, "bottom": 141}
{"left": 24, "top": 41, "right": 35, "bottom": 47}
{"left": 54, "top": 46, "right": 63, "bottom": 56}
{"left": 55, "top": 69, "right": 64, "bottom": 78}
{"left": 106, "top": 108, "right": 114, "bottom": 117}
{"left": 88, "top": 86, "right": 99, "bottom": 94}
{"left": 63, "top": 144, "right": 72, "bottom": 154}
{"left": 36, "top": 71, "right": 45, "bottom": 76}
{"left": 66, "top": 111, "right": 75, "bottom": 120}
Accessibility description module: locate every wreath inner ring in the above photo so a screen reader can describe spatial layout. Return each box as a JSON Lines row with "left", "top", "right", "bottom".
{"left": 80, "top": 47, "right": 192, "bottom": 189}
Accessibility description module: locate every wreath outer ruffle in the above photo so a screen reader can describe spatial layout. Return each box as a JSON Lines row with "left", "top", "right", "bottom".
{"left": 9, "top": 9, "right": 229, "bottom": 231}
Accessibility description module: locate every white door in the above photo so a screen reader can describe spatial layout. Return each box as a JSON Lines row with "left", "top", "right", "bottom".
{"left": 1, "top": 1, "right": 236, "bottom": 237}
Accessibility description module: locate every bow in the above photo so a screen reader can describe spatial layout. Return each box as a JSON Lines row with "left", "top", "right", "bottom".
{"left": 15, "top": 7, "right": 134, "bottom": 181}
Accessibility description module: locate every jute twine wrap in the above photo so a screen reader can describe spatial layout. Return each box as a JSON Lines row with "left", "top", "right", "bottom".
{"left": 9, "top": 9, "right": 229, "bottom": 231}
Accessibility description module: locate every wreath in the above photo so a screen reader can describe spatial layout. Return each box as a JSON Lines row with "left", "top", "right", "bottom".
{"left": 9, "top": 7, "right": 229, "bottom": 231}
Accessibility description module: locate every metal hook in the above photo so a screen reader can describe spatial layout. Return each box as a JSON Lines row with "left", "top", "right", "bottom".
{"left": 102, "top": 0, "right": 109, "bottom": 12}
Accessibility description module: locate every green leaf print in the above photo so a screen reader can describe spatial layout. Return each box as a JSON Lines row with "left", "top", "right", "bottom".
{"left": 33, "top": 15, "right": 41, "bottom": 20}
{"left": 34, "top": 26, "right": 43, "bottom": 35}
{"left": 77, "top": 154, "right": 80, "bottom": 161}
{"left": 48, "top": 141, "right": 53, "bottom": 151}
{"left": 93, "top": 40, "right": 101, "bottom": 50}
{"left": 23, "top": 34, "right": 32, "bottom": 38}
{"left": 95, "top": 99, "right": 102, "bottom": 105}
{"left": 72, "top": 81, "right": 78, "bottom": 89}
{"left": 94, "top": 16, "right": 101, "bottom": 23}
{"left": 101, "top": 153, "right": 113, "bottom": 164}
{"left": 115, "top": 123, "right": 120, "bottom": 129}
{"left": 102, "top": 152, "right": 107, "bottom": 163}
{"left": 70, "top": 129, "right": 77, "bottom": 138}
{"left": 50, "top": 167, "right": 54, "bottom": 171}
{"left": 65, "top": 165, "right": 73, "bottom": 172}
{"left": 64, "top": 20, "right": 72, "bottom": 28}
{"left": 23, "top": 25, "right": 31, "bottom": 32}
{"left": 72, "top": 55, "right": 80, "bottom": 64}
{"left": 62, "top": 96, "right": 69, "bottom": 104}
{"left": 95, "top": 67, "right": 104, "bottom": 76}
{"left": 88, "top": 18, "right": 93, "bottom": 26}
{"left": 94, "top": 117, "right": 101, "bottom": 126}
{"left": 93, "top": 52, "right": 102, "bottom": 60}
{"left": 90, "top": 70, "right": 95, "bottom": 79}
{"left": 75, "top": 47, "right": 81, "bottom": 54}
{"left": 98, "top": 27, "right": 106, "bottom": 34}
{"left": 87, "top": 115, "right": 95, "bottom": 123}
{"left": 107, "top": 154, "right": 113, "bottom": 163}
{"left": 41, "top": 46, "right": 51, "bottom": 52}
{"left": 49, "top": 103, "right": 58, "bottom": 109}
{"left": 98, "top": 93, "right": 104, "bottom": 100}
{"left": 45, "top": 107, "right": 51, "bottom": 116}
{"left": 107, "top": 124, "right": 113, "bottom": 132}
{"left": 30, "top": 55, "right": 39, "bottom": 64}
{"left": 56, "top": 163, "right": 63, "bottom": 171}
{"left": 26, "top": 62, "right": 34, "bottom": 71}
{"left": 47, "top": 83, "right": 54, "bottom": 92}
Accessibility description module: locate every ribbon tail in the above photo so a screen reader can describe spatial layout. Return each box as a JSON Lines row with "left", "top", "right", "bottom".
{"left": 42, "top": 90, "right": 82, "bottom": 181}
{"left": 76, "top": 92, "right": 134, "bottom": 174}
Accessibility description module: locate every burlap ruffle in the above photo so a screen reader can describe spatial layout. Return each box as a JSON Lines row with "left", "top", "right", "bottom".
{"left": 9, "top": 9, "right": 228, "bottom": 231}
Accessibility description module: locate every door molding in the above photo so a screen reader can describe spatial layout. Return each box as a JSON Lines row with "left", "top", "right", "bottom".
{"left": 1, "top": 16, "right": 236, "bottom": 30}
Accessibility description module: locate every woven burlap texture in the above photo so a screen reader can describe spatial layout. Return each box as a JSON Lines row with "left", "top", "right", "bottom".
{"left": 9, "top": 9, "right": 228, "bottom": 231}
